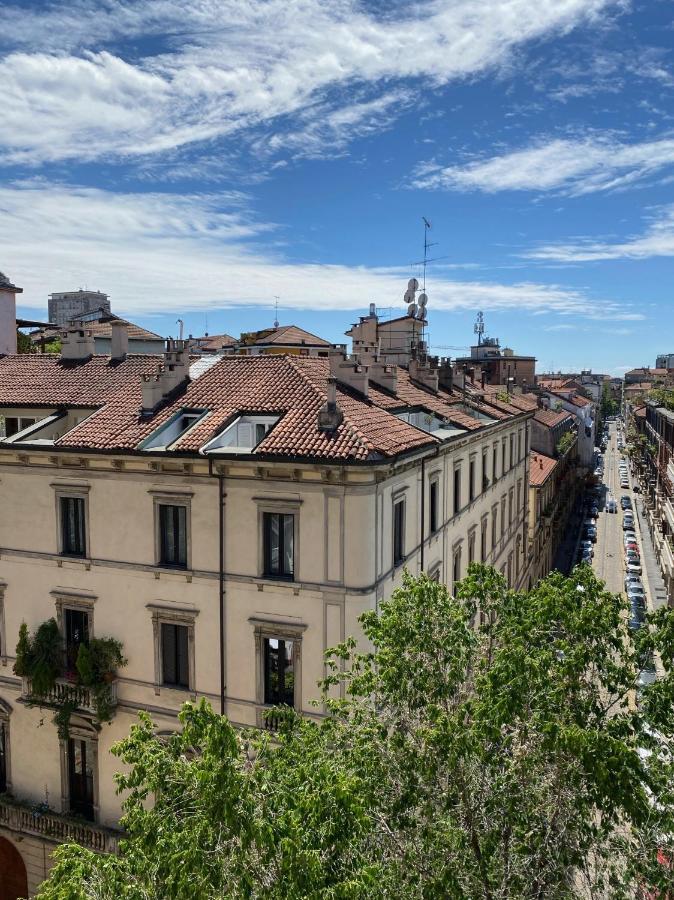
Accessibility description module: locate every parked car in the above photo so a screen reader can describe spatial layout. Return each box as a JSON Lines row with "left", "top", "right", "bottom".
{"left": 621, "top": 496, "right": 632, "bottom": 509}
{"left": 590, "top": 505, "right": 599, "bottom": 517}
{"left": 625, "top": 575, "right": 643, "bottom": 591}
{"left": 623, "top": 520, "right": 635, "bottom": 532}
{"left": 580, "top": 540, "right": 594, "bottom": 552}
{"left": 625, "top": 552, "right": 641, "bottom": 566}
{"left": 584, "top": 527, "right": 597, "bottom": 543}
{"left": 626, "top": 562, "right": 642, "bottom": 576}
{"left": 623, "top": 531, "right": 637, "bottom": 543}
{"left": 637, "top": 652, "right": 657, "bottom": 688}
{"left": 606, "top": 499, "right": 617, "bottom": 513}
{"left": 628, "top": 589, "right": 646, "bottom": 607}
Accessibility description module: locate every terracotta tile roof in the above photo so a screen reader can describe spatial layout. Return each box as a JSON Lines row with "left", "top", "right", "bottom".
{"left": 534, "top": 408, "right": 573, "bottom": 428}
{"left": 634, "top": 406, "right": 646, "bottom": 418}
{"left": 247, "top": 325, "right": 332, "bottom": 348}
{"left": 570, "top": 394, "right": 591, "bottom": 407}
{"left": 35, "top": 316, "right": 162, "bottom": 343}
{"left": 529, "top": 450, "right": 558, "bottom": 486}
{"left": 0, "top": 353, "right": 527, "bottom": 461}
{"left": 189, "top": 333, "right": 236, "bottom": 351}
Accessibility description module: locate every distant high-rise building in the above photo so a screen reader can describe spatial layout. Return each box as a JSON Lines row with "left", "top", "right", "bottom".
{"left": 48, "top": 289, "right": 110, "bottom": 327}
{"left": 656, "top": 353, "right": 674, "bottom": 370}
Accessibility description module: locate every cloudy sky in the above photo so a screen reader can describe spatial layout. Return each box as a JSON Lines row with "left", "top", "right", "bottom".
{"left": 1, "top": 0, "right": 672, "bottom": 374}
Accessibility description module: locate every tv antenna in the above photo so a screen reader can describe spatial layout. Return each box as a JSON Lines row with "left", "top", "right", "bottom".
{"left": 421, "top": 217, "right": 436, "bottom": 292}
{"left": 474, "top": 311, "right": 485, "bottom": 346}
{"left": 273, "top": 296, "right": 280, "bottom": 329}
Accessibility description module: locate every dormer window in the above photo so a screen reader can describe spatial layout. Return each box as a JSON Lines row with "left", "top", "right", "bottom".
{"left": 202, "top": 415, "right": 280, "bottom": 454}
{"left": 141, "top": 409, "right": 208, "bottom": 451}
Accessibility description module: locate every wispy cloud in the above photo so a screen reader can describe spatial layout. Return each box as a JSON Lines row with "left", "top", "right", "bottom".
{"left": 0, "top": 0, "right": 621, "bottom": 166}
{"left": 0, "top": 181, "right": 641, "bottom": 324}
{"left": 412, "top": 134, "right": 674, "bottom": 196}
{"left": 526, "top": 204, "right": 674, "bottom": 261}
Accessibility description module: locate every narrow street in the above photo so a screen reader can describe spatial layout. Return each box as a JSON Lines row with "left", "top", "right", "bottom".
{"left": 591, "top": 422, "right": 624, "bottom": 596}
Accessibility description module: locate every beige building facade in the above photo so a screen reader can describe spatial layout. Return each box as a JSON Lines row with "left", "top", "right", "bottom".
{"left": 0, "top": 306, "right": 533, "bottom": 893}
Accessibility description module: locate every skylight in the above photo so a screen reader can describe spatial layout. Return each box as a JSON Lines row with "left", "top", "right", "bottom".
{"left": 202, "top": 414, "right": 280, "bottom": 454}
{"left": 141, "top": 409, "right": 209, "bottom": 451}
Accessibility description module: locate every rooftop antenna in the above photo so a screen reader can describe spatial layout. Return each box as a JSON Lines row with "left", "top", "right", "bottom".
{"left": 421, "top": 217, "right": 436, "bottom": 293}
{"left": 474, "top": 311, "right": 485, "bottom": 346}
{"left": 273, "top": 296, "right": 280, "bottom": 329}
{"left": 176, "top": 318, "right": 184, "bottom": 340}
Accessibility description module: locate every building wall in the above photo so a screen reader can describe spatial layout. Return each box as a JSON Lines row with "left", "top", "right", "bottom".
{"left": 0, "top": 412, "right": 530, "bottom": 890}
{"left": 92, "top": 336, "right": 165, "bottom": 355}
{"left": 0, "top": 288, "right": 17, "bottom": 356}
{"left": 48, "top": 293, "right": 111, "bottom": 328}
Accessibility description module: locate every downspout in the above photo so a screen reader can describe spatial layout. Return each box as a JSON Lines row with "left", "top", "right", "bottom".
{"left": 218, "top": 470, "right": 226, "bottom": 716}
{"left": 420, "top": 457, "right": 425, "bottom": 572}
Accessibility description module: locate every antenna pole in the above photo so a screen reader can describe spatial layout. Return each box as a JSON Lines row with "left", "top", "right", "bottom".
{"left": 273, "top": 296, "right": 280, "bottom": 329}
{"left": 422, "top": 217, "right": 432, "bottom": 292}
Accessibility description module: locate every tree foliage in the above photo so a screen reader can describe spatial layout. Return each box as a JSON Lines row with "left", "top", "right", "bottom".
{"left": 38, "top": 566, "right": 674, "bottom": 899}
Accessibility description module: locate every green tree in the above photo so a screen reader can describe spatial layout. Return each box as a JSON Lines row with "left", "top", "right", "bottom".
{"left": 38, "top": 567, "right": 674, "bottom": 899}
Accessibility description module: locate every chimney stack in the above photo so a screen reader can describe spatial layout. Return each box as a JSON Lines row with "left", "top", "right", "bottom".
{"left": 438, "top": 358, "right": 454, "bottom": 393}
{"left": 110, "top": 321, "right": 128, "bottom": 361}
{"left": 0, "top": 271, "right": 22, "bottom": 356}
{"left": 408, "top": 356, "right": 439, "bottom": 393}
{"left": 318, "top": 377, "right": 344, "bottom": 432}
{"left": 141, "top": 339, "right": 190, "bottom": 413}
{"left": 60, "top": 327, "right": 95, "bottom": 362}
{"left": 329, "top": 350, "right": 369, "bottom": 397}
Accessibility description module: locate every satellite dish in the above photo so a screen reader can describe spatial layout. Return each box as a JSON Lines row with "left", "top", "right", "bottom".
{"left": 403, "top": 289, "right": 416, "bottom": 305}
{"left": 418, "top": 292, "right": 428, "bottom": 307}
{"left": 407, "top": 303, "right": 418, "bottom": 317}
{"left": 407, "top": 277, "right": 419, "bottom": 292}
{"left": 417, "top": 306, "right": 427, "bottom": 321}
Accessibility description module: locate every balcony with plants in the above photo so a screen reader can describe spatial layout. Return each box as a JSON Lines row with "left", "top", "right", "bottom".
{"left": 14, "top": 620, "right": 126, "bottom": 736}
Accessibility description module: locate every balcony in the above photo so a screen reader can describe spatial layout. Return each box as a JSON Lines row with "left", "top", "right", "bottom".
{"left": 21, "top": 677, "right": 118, "bottom": 717}
{"left": 662, "top": 538, "right": 674, "bottom": 578}
{"left": 0, "top": 795, "right": 120, "bottom": 853}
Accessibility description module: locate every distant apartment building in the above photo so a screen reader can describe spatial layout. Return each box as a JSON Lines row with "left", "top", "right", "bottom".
{"left": 48, "top": 290, "right": 111, "bottom": 327}
{"left": 656, "top": 354, "right": 674, "bottom": 370}
{"left": 453, "top": 338, "right": 536, "bottom": 391}
{"left": 33, "top": 314, "right": 165, "bottom": 356}
{"left": 0, "top": 279, "right": 537, "bottom": 893}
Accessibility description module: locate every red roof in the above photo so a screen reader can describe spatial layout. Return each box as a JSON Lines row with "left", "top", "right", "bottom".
{"left": 534, "top": 408, "right": 573, "bottom": 428}
{"left": 0, "top": 353, "right": 526, "bottom": 462}
{"left": 244, "top": 325, "right": 332, "bottom": 348}
{"left": 529, "top": 450, "right": 558, "bottom": 486}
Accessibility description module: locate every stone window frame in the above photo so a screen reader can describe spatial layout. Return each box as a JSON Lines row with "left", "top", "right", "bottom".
{"left": 428, "top": 472, "right": 441, "bottom": 535}
{"left": 491, "top": 504, "right": 498, "bottom": 547}
{"left": 52, "top": 589, "right": 97, "bottom": 661}
{"left": 59, "top": 716, "right": 100, "bottom": 822}
{"left": 500, "top": 496, "right": 507, "bottom": 537}
{"left": 250, "top": 617, "right": 307, "bottom": 727}
{"left": 147, "top": 603, "right": 199, "bottom": 696}
{"left": 492, "top": 441, "right": 499, "bottom": 483}
{"left": 254, "top": 497, "right": 302, "bottom": 582}
{"left": 52, "top": 482, "right": 91, "bottom": 559}
{"left": 150, "top": 490, "right": 194, "bottom": 571}
{"left": 427, "top": 562, "right": 442, "bottom": 583}
{"left": 0, "top": 699, "right": 13, "bottom": 794}
{"left": 467, "top": 527, "right": 477, "bottom": 565}
{"left": 468, "top": 454, "right": 477, "bottom": 503}
{"left": 391, "top": 488, "right": 407, "bottom": 569}
{"left": 480, "top": 515, "right": 489, "bottom": 562}
{"left": 452, "top": 541, "right": 463, "bottom": 589}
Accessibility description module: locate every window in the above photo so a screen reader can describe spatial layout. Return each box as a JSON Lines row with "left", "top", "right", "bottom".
{"left": 159, "top": 504, "right": 188, "bottom": 568}
{"left": 453, "top": 467, "right": 462, "bottom": 515}
{"left": 263, "top": 512, "right": 295, "bottom": 579}
{"left": 517, "top": 430, "right": 522, "bottom": 461}
{"left": 4, "top": 416, "right": 36, "bottom": 438}
{"left": 469, "top": 459, "right": 476, "bottom": 502}
{"left": 509, "top": 490, "right": 514, "bottom": 524}
{"left": 510, "top": 434, "right": 515, "bottom": 469}
{"left": 481, "top": 517, "right": 488, "bottom": 562}
{"left": 60, "top": 496, "right": 86, "bottom": 557}
{"left": 502, "top": 438, "right": 507, "bottom": 474}
{"left": 393, "top": 499, "right": 405, "bottom": 566}
{"left": 492, "top": 506, "right": 498, "bottom": 546}
{"left": 64, "top": 608, "right": 89, "bottom": 673}
{"left": 142, "top": 409, "right": 208, "bottom": 451}
{"left": 501, "top": 497, "right": 507, "bottom": 535}
{"left": 482, "top": 450, "right": 490, "bottom": 491}
{"left": 161, "top": 623, "right": 189, "bottom": 688}
{"left": 68, "top": 737, "right": 95, "bottom": 821}
{"left": 264, "top": 638, "right": 295, "bottom": 706}
{"left": 452, "top": 547, "right": 462, "bottom": 587}
{"left": 429, "top": 480, "right": 439, "bottom": 534}
{"left": 0, "top": 719, "right": 8, "bottom": 793}
{"left": 516, "top": 480, "right": 522, "bottom": 513}
{"left": 468, "top": 531, "right": 476, "bottom": 565}
{"left": 493, "top": 442, "right": 499, "bottom": 482}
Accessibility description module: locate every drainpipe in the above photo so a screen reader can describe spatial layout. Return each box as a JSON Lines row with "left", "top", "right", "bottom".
{"left": 218, "top": 470, "right": 226, "bottom": 716}
{"left": 421, "top": 457, "right": 426, "bottom": 572}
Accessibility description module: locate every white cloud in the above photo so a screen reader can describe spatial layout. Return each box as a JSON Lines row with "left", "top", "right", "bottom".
{"left": 412, "top": 135, "right": 674, "bottom": 196}
{"left": 0, "top": 0, "right": 620, "bottom": 165}
{"left": 1, "top": 181, "right": 641, "bottom": 326}
{"left": 527, "top": 204, "right": 674, "bottom": 261}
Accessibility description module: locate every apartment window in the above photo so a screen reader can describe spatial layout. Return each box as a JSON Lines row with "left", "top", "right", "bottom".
{"left": 502, "top": 438, "right": 507, "bottom": 474}
{"left": 453, "top": 467, "right": 462, "bottom": 515}
{"left": 518, "top": 430, "right": 523, "bottom": 461}
{"left": 510, "top": 434, "right": 515, "bottom": 469}
{"left": 481, "top": 517, "right": 488, "bottom": 562}
{"left": 68, "top": 737, "right": 95, "bottom": 821}
{"left": 468, "top": 530, "right": 476, "bottom": 565}
{"left": 262, "top": 512, "right": 295, "bottom": 580}
{"left": 264, "top": 638, "right": 295, "bottom": 706}
{"left": 509, "top": 490, "right": 514, "bottom": 525}
{"left": 452, "top": 546, "right": 462, "bottom": 588}
{"left": 4, "top": 416, "right": 36, "bottom": 438}
{"left": 60, "top": 496, "right": 86, "bottom": 557}
{"left": 492, "top": 506, "right": 498, "bottom": 547}
{"left": 493, "top": 442, "right": 499, "bottom": 482}
{"left": 501, "top": 497, "right": 507, "bottom": 535}
{"left": 469, "top": 459, "right": 476, "bottom": 503}
{"left": 158, "top": 504, "right": 188, "bottom": 568}
{"left": 161, "top": 623, "right": 189, "bottom": 689}
{"left": 516, "top": 480, "right": 522, "bottom": 512}
{"left": 482, "top": 450, "right": 490, "bottom": 491}
{"left": 0, "top": 717, "right": 9, "bottom": 794}
{"left": 252, "top": 620, "right": 305, "bottom": 726}
{"left": 507, "top": 554, "right": 513, "bottom": 587}
{"left": 429, "top": 480, "right": 439, "bottom": 534}
{"left": 64, "top": 607, "right": 89, "bottom": 673}
{"left": 393, "top": 499, "right": 405, "bottom": 566}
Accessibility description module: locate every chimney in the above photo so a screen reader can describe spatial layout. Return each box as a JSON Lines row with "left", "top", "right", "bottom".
{"left": 408, "top": 356, "right": 439, "bottom": 393}
{"left": 60, "top": 327, "right": 95, "bottom": 362}
{"left": 318, "top": 377, "right": 344, "bottom": 432}
{"left": 141, "top": 339, "right": 190, "bottom": 413}
{"left": 481, "top": 370, "right": 486, "bottom": 390}
{"left": 0, "top": 272, "right": 22, "bottom": 355}
{"left": 368, "top": 357, "right": 398, "bottom": 393}
{"left": 110, "top": 321, "right": 128, "bottom": 361}
{"left": 329, "top": 350, "right": 369, "bottom": 397}
{"left": 438, "top": 357, "right": 454, "bottom": 392}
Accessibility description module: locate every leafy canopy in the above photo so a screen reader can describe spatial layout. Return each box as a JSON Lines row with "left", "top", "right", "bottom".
{"left": 38, "top": 565, "right": 674, "bottom": 899}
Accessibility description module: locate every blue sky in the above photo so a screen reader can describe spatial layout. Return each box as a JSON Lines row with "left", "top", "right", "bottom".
{"left": 1, "top": 0, "right": 673, "bottom": 375}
